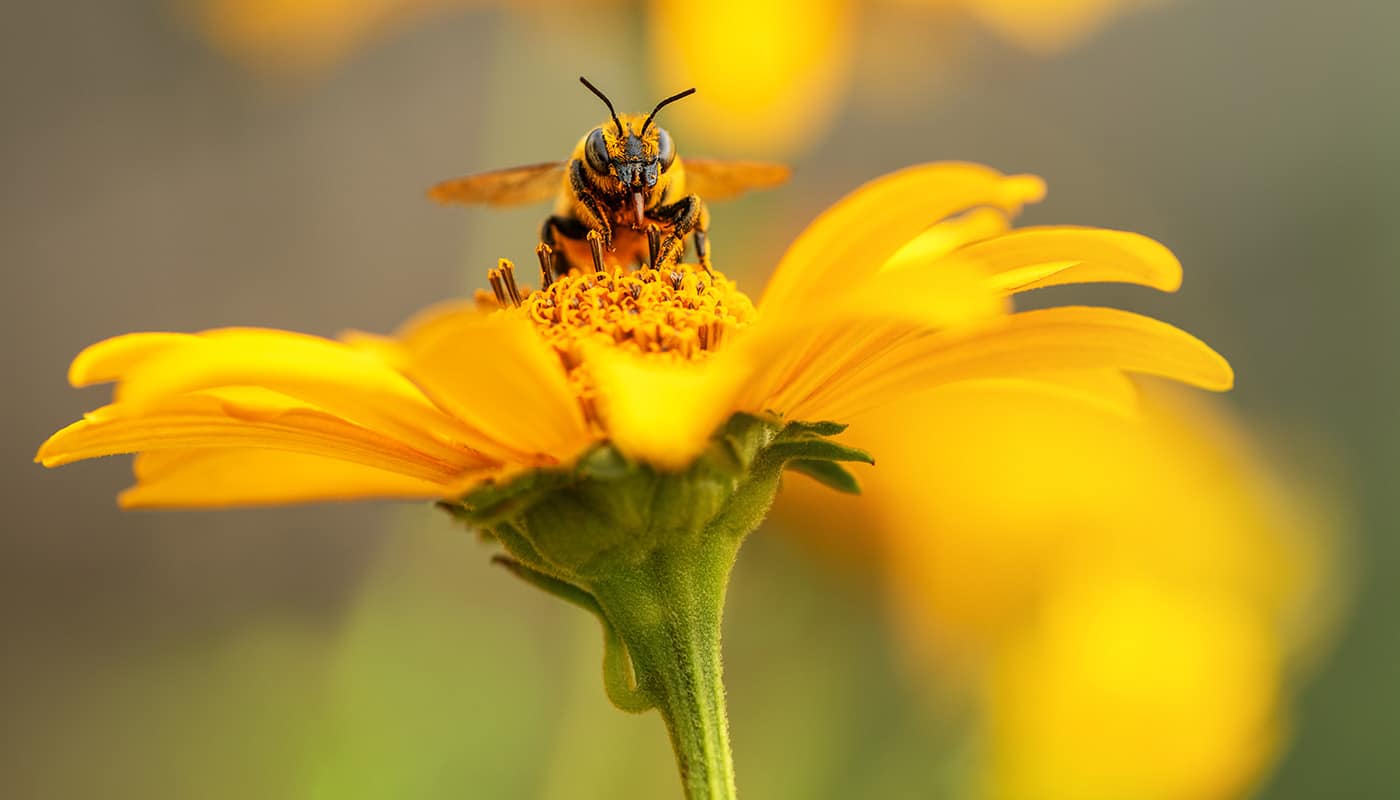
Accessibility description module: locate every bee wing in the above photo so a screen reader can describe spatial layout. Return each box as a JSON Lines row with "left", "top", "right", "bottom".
{"left": 681, "top": 159, "right": 791, "bottom": 201}
{"left": 428, "top": 161, "right": 568, "bottom": 207}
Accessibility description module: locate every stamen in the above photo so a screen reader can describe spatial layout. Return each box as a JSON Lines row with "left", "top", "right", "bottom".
{"left": 536, "top": 244, "right": 555, "bottom": 288}
{"left": 487, "top": 269, "right": 507, "bottom": 306}
{"left": 516, "top": 263, "right": 755, "bottom": 407}
{"left": 587, "top": 230, "right": 606, "bottom": 273}
{"left": 499, "top": 258, "right": 523, "bottom": 306}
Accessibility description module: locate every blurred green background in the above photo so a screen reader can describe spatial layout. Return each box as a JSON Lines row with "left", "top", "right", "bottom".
{"left": 4, "top": 0, "right": 1395, "bottom": 797}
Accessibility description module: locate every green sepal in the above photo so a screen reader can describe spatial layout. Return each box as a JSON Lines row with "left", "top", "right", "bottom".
{"left": 785, "top": 458, "right": 863, "bottom": 495}
{"left": 710, "top": 412, "right": 776, "bottom": 473}
{"left": 705, "top": 433, "right": 747, "bottom": 475}
{"left": 452, "top": 446, "right": 636, "bottom": 529}
{"left": 491, "top": 554, "right": 595, "bottom": 613}
{"left": 446, "top": 414, "right": 872, "bottom": 576}
{"left": 575, "top": 445, "right": 632, "bottom": 481}
{"left": 765, "top": 437, "right": 874, "bottom": 465}
{"left": 452, "top": 468, "right": 571, "bottom": 527}
{"left": 776, "top": 420, "right": 849, "bottom": 439}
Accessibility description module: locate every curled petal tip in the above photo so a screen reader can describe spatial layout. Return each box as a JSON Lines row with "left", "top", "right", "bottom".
{"left": 34, "top": 425, "right": 75, "bottom": 467}
{"left": 1005, "top": 174, "right": 1048, "bottom": 205}
{"left": 66, "top": 332, "right": 189, "bottom": 388}
{"left": 1211, "top": 357, "right": 1236, "bottom": 392}
{"left": 1185, "top": 338, "right": 1235, "bottom": 392}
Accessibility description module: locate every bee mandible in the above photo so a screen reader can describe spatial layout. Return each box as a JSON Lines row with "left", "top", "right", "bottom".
{"left": 429, "top": 77, "right": 790, "bottom": 281}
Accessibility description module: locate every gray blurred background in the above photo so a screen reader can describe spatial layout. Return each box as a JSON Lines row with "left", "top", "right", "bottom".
{"left": 4, "top": 0, "right": 1396, "bottom": 797}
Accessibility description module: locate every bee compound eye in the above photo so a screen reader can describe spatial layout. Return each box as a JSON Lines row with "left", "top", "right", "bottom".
{"left": 656, "top": 128, "right": 676, "bottom": 171}
{"left": 585, "top": 128, "right": 611, "bottom": 174}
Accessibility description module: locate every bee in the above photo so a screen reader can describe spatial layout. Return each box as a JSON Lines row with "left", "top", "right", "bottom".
{"left": 429, "top": 77, "right": 790, "bottom": 282}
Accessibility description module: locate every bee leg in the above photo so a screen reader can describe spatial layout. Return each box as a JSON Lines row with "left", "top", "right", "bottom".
{"left": 693, "top": 231, "right": 712, "bottom": 274}
{"left": 694, "top": 201, "right": 712, "bottom": 274}
{"left": 653, "top": 194, "right": 705, "bottom": 267}
{"left": 647, "top": 225, "right": 662, "bottom": 268}
{"left": 568, "top": 159, "right": 613, "bottom": 250}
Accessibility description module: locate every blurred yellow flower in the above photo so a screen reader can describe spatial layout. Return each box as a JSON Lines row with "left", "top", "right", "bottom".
{"left": 778, "top": 382, "right": 1339, "bottom": 800}
{"left": 951, "top": 0, "right": 1167, "bottom": 53}
{"left": 190, "top": 0, "right": 1168, "bottom": 152}
{"left": 653, "top": 0, "right": 1168, "bottom": 154}
{"left": 38, "top": 161, "right": 1228, "bottom": 508}
{"left": 191, "top": 0, "right": 481, "bottom": 73}
{"left": 984, "top": 571, "right": 1281, "bottom": 800}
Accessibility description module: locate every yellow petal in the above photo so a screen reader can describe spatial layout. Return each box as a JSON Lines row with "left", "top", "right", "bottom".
{"left": 377, "top": 297, "right": 481, "bottom": 352}
{"left": 37, "top": 390, "right": 474, "bottom": 483}
{"left": 922, "top": 370, "right": 1143, "bottom": 422}
{"left": 113, "top": 328, "right": 427, "bottom": 402}
{"left": 842, "top": 252, "right": 1012, "bottom": 325}
{"left": 340, "top": 299, "right": 485, "bottom": 371}
{"left": 791, "top": 306, "right": 1233, "bottom": 423}
{"left": 943, "top": 226, "right": 1183, "bottom": 295}
{"left": 69, "top": 332, "right": 197, "bottom": 387}
{"left": 586, "top": 345, "right": 750, "bottom": 470}
{"left": 120, "top": 448, "right": 452, "bottom": 509}
{"left": 71, "top": 328, "right": 487, "bottom": 466}
{"left": 760, "top": 162, "right": 1046, "bottom": 313}
{"left": 396, "top": 312, "right": 594, "bottom": 464}
{"left": 1009, "top": 369, "right": 1142, "bottom": 418}
{"left": 769, "top": 251, "right": 1007, "bottom": 342}
{"left": 735, "top": 323, "right": 917, "bottom": 419}
{"left": 880, "top": 208, "right": 1013, "bottom": 273}
{"left": 735, "top": 260, "right": 1008, "bottom": 417}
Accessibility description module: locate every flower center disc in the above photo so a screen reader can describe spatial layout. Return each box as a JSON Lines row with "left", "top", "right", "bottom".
{"left": 522, "top": 263, "right": 756, "bottom": 369}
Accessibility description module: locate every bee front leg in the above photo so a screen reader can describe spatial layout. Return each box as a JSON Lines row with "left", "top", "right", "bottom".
{"left": 568, "top": 159, "right": 613, "bottom": 250}
{"left": 693, "top": 202, "right": 712, "bottom": 273}
{"left": 653, "top": 194, "right": 706, "bottom": 267}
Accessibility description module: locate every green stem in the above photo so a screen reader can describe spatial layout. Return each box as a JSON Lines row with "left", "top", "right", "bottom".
{"left": 591, "top": 539, "right": 740, "bottom": 800}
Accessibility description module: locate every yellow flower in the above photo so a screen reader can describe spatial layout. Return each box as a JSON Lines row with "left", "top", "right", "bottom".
{"left": 37, "top": 161, "right": 1229, "bottom": 508}
{"left": 776, "top": 383, "right": 1339, "bottom": 800}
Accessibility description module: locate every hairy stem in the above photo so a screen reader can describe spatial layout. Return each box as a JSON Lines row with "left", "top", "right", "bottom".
{"left": 592, "top": 539, "right": 740, "bottom": 800}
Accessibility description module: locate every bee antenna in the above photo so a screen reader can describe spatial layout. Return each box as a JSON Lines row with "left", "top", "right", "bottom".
{"left": 641, "top": 87, "right": 697, "bottom": 135}
{"left": 579, "top": 76, "right": 624, "bottom": 136}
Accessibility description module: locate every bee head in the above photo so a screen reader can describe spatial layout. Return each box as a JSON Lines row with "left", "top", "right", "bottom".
{"left": 579, "top": 77, "right": 692, "bottom": 192}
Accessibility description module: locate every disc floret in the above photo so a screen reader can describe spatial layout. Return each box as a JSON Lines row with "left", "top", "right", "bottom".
{"left": 521, "top": 263, "right": 756, "bottom": 368}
